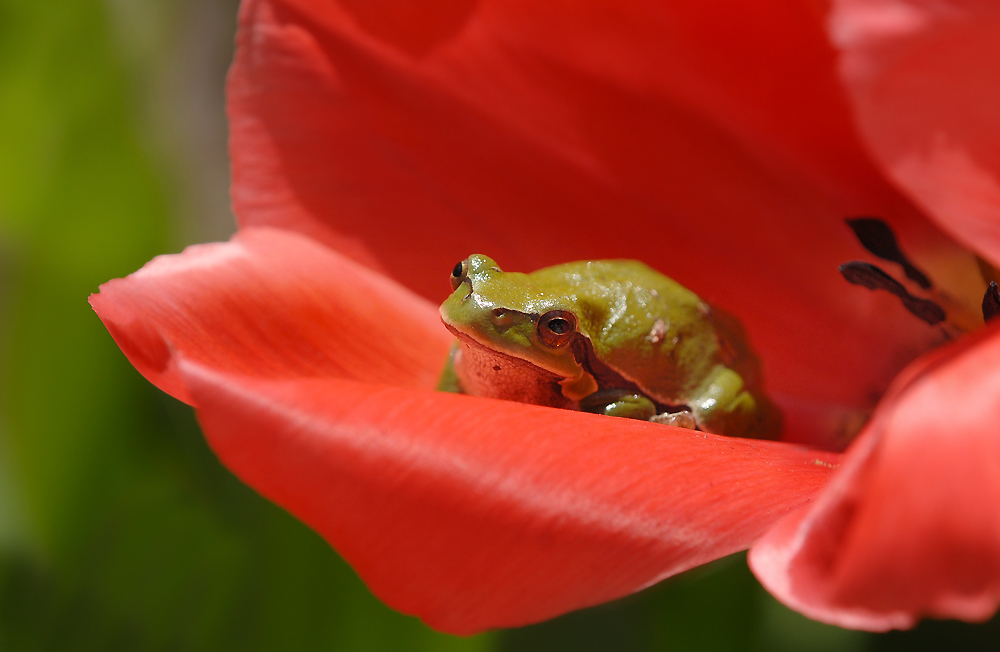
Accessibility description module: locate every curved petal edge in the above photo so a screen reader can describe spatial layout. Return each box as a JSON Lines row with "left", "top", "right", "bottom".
{"left": 89, "top": 226, "right": 450, "bottom": 406}
{"left": 831, "top": 0, "right": 1000, "bottom": 264}
{"left": 750, "top": 325, "right": 1000, "bottom": 631}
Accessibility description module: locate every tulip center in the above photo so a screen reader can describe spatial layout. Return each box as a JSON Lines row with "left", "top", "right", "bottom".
{"left": 839, "top": 217, "right": 998, "bottom": 337}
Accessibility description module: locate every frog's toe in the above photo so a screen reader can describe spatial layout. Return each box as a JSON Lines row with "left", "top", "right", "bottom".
{"left": 650, "top": 410, "right": 697, "bottom": 430}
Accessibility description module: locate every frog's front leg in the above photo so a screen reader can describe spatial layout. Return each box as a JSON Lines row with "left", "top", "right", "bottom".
{"left": 436, "top": 341, "right": 464, "bottom": 393}
{"left": 687, "top": 365, "right": 763, "bottom": 438}
{"left": 579, "top": 388, "right": 658, "bottom": 421}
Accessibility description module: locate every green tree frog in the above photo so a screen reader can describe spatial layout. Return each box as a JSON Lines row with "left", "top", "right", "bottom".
{"left": 439, "top": 255, "right": 780, "bottom": 439}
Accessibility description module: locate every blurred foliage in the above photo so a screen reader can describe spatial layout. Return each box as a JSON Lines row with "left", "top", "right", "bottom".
{"left": 0, "top": 0, "right": 998, "bottom": 650}
{"left": 501, "top": 554, "right": 867, "bottom": 652}
{"left": 500, "top": 550, "right": 1000, "bottom": 652}
{"left": 0, "top": 0, "right": 487, "bottom": 649}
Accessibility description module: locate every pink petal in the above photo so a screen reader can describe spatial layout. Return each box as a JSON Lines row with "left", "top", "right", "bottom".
{"left": 750, "top": 324, "right": 1000, "bottom": 630}
{"left": 227, "top": 0, "right": 966, "bottom": 448}
{"left": 831, "top": 0, "right": 1000, "bottom": 263}
{"left": 89, "top": 226, "right": 450, "bottom": 405}
{"left": 183, "top": 359, "right": 840, "bottom": 634}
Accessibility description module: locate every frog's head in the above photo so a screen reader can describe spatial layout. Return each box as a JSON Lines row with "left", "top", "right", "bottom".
{"left": 440, "top": 255, "right": 595, "bottom": 398}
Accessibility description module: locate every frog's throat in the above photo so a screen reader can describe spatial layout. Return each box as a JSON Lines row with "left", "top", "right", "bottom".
{"left": 442, "top": 319, "right": 593, "bottom": 391}
{"left": 559, "top": 371, "right": 598, "bottom": 402}
{"left": 443, "top": 321, "right": 599, "bottom": 403}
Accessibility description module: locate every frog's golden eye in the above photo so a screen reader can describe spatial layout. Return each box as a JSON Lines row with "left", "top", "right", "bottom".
{"left": 450, "top": 260, "right": 469, "bottom": 290}
{"left": 537, "top": 310, "right": 577, "bottom": 348}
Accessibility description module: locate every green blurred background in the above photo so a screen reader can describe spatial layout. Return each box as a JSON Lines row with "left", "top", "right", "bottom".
{"left": 0, "top": 1, "right": 997, "bottom": 649}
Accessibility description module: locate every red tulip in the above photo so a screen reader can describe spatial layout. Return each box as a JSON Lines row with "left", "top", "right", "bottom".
{"left": 90, "top": 0, "right": 1000, "bottom": 635}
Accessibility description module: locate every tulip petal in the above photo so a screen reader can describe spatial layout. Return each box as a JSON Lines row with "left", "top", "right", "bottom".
{"left": 227, "top": 0, "right": 940, "bottom": 300}
{"left": 750, "top": 324, "right": 1000, "bottom": 630}
{"left": 181, "top": 359, "right": 840, "bottom": 634}
{"left": 90, "top": 226, "right": 450, "bottom": 405}
{"left": 227, "top": 0, "right": 969, "bottom": 448}
{"left": 831, "top": 0, "right": 1000, "bottom": 264}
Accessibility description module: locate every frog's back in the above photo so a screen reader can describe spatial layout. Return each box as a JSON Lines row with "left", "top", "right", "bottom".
{"left": 528, "top": 260, "right": 726, "bottom": 403}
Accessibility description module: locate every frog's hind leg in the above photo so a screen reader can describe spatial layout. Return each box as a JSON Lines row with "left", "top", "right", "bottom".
{"left": 689, "top": 365, "right": 781, "bottom": 439}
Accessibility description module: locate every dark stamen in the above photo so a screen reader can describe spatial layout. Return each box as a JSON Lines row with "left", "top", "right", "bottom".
{"left": 840, "top": 261, "right": 946, "bottom": 325}
{"left": 846, "top": 217, "right": 932, "bottom": 289}
{"left": 983, "top": 281, "right": 1000, "bottom": 322}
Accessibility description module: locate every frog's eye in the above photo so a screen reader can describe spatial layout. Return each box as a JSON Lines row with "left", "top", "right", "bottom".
{"left": 537, "top": 310, "right": 577, "bottom": 348}
{"left": 450, "top": 260, "right": 469, "bottom": 290}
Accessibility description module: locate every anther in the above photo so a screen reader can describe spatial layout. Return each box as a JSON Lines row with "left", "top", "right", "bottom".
{"left": 983, "top": 281, "right": 1000, "bottom": 323}
{"left": 846, "top": 217, "right": 931, "bottom": 289}
{"left": 839, "top": 261, "right": 946, "bottom": 325}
